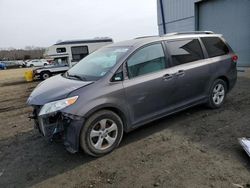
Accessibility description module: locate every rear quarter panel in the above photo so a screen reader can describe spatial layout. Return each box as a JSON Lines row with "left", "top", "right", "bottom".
{"left": 206, "top": 54, "right": 237, "bottom": 94}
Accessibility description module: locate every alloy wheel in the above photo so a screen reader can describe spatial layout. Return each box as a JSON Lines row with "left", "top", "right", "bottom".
{"left": 89, "top": 119, "right": 118, "bottom": 150}
{"left": 212, "top": 83, "right": 225, "bottom": 105}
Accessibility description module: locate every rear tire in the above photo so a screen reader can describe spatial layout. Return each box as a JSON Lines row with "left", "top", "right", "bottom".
{"left": 207, "top": 79, "right": 227, "bottom": 109}
{"left": 40, "top": 71, "right": 51, "bottom": 80}
{"left": 80, "top": 110, "right": 124, "bottom": 157}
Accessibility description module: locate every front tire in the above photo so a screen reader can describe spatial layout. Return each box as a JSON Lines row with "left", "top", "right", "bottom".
{"left": 207, "top": 79, "right": 227, "bottom": 109}
{"left": 80, "top": 110, "right": 124, "bottom": 157}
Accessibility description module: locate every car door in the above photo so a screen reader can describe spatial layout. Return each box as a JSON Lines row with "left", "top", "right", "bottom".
{"left": 165, "top": 38, "right": 211, "bottom": 107}
{"left": 33, "top": 60, "right": 39, "bottom": 67}
{"left": 38, "top": 60, "right": 44, "bottom": 66}
{"left": 122, "top": 42, "right": 177, "bottom": 126}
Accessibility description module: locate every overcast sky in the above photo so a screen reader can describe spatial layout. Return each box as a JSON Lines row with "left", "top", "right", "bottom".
{"left": 0, "top": 0, "right": 158, "bottom": 49}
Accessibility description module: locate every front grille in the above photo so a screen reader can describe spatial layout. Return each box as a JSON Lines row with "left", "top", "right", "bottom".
{"left": 31, "top": 105, "right": 65, "bottom": 137}
{"left": 38, "top": 114, "right": 64, "bottom": 137}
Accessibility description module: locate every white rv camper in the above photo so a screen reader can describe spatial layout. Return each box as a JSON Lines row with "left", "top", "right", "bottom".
{"left": 34, "top": 38, "right": 113, "bottom": 80}
{"left": 45, "top": 38, "right": 113, "bottom": 66}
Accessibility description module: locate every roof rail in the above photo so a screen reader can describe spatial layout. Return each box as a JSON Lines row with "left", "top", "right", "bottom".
{"left": 162, "top": 31, "right": 214, "bottom": 36}
{"left": 135, "top": 35, "right": 159, "bottom": 39}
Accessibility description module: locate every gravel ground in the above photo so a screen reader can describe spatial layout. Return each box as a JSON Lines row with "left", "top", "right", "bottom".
{"left": 0, "top": 69, "right": 250, "bottom": 188}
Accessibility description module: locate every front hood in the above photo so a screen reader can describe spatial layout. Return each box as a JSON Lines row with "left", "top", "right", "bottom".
{"left": 27, "top": 74, "right": 93, "bottom": 105}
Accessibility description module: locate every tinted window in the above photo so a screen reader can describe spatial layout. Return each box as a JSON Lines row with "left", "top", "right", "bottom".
{"left": 201, "top": 37, "right": 229, "bottom": 58}
{"left": 166, "top": 39, "right": 204, "bottom": 66}
{"left": 167, "top": 39, "right": 203, "bottom": 66}
{"left": 71, "top": 46, "right": 89, "bottom": 62}
{"left": 127, "top": 43, "right": 166, "bottom": 78}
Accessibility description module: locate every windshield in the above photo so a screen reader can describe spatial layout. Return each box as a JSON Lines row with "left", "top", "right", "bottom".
{"left": 65, "top": 46, "right": 129, "bottom": 81}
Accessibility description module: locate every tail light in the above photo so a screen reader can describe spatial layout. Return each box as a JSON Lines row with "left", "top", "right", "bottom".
{"left": 232, "top": 55, "right": 238, "bottom": 63}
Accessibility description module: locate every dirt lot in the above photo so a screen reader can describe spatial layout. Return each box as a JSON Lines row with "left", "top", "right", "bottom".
{"left": 0, "top": 68, "right": 250, "bottom": 188}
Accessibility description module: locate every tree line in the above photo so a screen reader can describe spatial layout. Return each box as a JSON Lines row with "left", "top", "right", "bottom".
{"left": 0, "top": 47, "right": 45, "bottom": 61}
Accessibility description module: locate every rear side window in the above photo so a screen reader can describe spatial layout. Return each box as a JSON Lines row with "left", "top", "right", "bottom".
{"left": 127, "top": 43, "right": 166, "bottom": 78}
{"left": 166, "top": 39, "right": 204, "bottom": 66}
{"left": 201, "top": 37, "right": 229, "bottom": 58}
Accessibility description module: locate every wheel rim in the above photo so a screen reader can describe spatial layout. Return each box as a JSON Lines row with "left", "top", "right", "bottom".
{"left": 43, "top": 74, "right": 49, "bottom": 79}
{"left": 90, "top": 119, "right": 118, "bottom": 150}
{"left": 212, "top": 83, "right": 225, "bottom": 105}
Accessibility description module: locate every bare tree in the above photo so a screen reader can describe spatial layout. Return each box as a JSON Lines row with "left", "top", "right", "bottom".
{"left": 0, "top": 47, "right": 45, "bottom": 61}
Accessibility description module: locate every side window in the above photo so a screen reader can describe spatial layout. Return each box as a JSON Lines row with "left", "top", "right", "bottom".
{"left": 127, "top": 43, "right": 166, "bottom": 78}
{"left": 201, "top": 37, "right": 229, "bottom": 58}
{"left": 166, "top": 39, "right": 204, "bottom": 66}
{"left": 56, "top": 47, "right": 66, "bottom": 53}
{"left": 71, "top": 46, "right": 89, "bottom": 62}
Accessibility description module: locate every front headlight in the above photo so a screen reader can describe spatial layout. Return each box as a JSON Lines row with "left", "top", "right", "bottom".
{"left": 39, "top": 96, "right": 78, "bottom": 116}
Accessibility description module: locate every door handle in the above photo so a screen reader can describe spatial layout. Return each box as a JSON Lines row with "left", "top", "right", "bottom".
{"left": 162, "top": 74, "right": 173, "bottom": 81}
{"left": 175, "top": 70, "right": 185, "bottom": 77}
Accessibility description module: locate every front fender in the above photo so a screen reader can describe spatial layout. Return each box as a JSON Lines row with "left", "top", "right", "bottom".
{"left": 62, "top": 98, "right": 131, "bottom": 132}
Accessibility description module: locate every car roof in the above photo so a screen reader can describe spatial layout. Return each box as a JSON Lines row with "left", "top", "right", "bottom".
{"left": 108, "top": 32, "right": 222, "bottom": 49}
{"left": 54, "top": 38, "right": 113, "bottom": 45}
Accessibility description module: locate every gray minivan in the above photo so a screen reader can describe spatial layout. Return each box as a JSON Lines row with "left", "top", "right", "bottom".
{"left": 27, "top": 31, "right": 237, "bottom": 157}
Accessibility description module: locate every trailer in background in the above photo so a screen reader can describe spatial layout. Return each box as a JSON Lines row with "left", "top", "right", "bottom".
{"left": 45, "top": 38, "right": 113, "bottom": 67}
{"left": 34, "top": 38, "right": 113, "bottom": 80}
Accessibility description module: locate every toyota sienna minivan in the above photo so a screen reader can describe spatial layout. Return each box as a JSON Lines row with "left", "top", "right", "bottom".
{"left": 27, "top": 31, "right": 237, "bottom": 157}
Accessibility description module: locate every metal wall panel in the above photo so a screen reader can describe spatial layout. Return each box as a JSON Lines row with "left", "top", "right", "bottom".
{"left": 163, "top": 0, "right": 195, "bottom": 22}
{"left": 165, "top": 17, "right": 195, "bottom": 33}
{"left": 157, "top": 0, "right": 196, "bottom": 34}
{"left": 198, "top": 0, "right": 250, "bottom": 66}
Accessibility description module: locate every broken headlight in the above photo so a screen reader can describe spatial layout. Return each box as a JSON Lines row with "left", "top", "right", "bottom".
{"left": 39, "top": 96, "right": 78, "bottom": 116}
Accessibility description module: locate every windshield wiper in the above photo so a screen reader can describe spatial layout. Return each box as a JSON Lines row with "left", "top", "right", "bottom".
{"left": 66, "top": 72, "right": 86, "bottom": 81}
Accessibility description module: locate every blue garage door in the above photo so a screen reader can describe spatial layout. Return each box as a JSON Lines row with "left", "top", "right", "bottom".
{"left": 198, "top": 0, "right": 250, "bottom": 66}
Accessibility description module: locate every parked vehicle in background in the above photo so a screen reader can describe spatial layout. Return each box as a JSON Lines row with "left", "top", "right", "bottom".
{"left": 45, "top": 37, "right": 113, "bottom": 67}
{"left": 27, "top": 31, "right": 237, "bottom": 157}
{"left": 34, "top": 38, "right": 113, "bottom": 80}
{"left": 0, "top": 62, "right": 6, "bottom": 70}
{"left": 0, "top": 61, "right": 24, "bottom": 69}
{"left": 33, "top": 61, "right": 69, "bottom": 80}
{"left": 16, "top": 60, "right": 26, "bottom": 68}
{"left": 26, "top": 59, "right": 49, "bottom": 67}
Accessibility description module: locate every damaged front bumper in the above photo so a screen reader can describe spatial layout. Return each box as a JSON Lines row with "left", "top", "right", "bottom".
{"left": 31, "top": 107, "right": 85, "bottom": 153}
